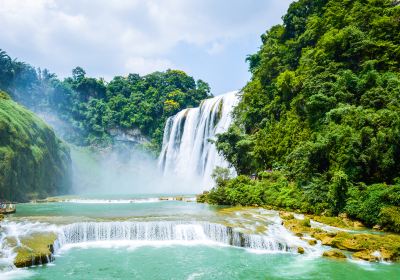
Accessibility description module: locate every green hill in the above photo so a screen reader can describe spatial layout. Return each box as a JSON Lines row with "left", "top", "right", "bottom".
{"left": 0, "top": 91, "right": 71, "bottom": 201}
{"left": 204, "top": 0, "right": 400, "bottom": 232}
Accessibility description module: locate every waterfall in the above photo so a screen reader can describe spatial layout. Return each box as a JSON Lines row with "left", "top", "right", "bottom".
{"left": 55, "top": 221, "right": 310, "bottom": 253}
{"left": 158, "top": 91, "right": 239, "bottom": 188}
{"left": 0, "top": 218, "right": 323, "bottom": 274}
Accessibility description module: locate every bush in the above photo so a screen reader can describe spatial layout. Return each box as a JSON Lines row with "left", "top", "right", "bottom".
{"left": 379, "top": 206, "right": 400, "bottom": 233}
{"left": 345, "top": 184, "right": 400, "bottom": 228}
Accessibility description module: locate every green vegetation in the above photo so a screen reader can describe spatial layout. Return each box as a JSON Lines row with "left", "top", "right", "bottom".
{"left": 0, "top": 90, "right": 71, "bottom": 201}
{"left": 204, "top": 0, "right": 400, "bottom": 232}
{"left": 0, "top": 50, "right": 211, "bottom": 151}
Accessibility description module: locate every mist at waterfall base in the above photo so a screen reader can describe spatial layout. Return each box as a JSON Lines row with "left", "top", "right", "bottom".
{"left": 70, "top": 144, "right": 200, "bottom": 195}
{"left": 35, "top": 112, "right": 200, "bottom": 195}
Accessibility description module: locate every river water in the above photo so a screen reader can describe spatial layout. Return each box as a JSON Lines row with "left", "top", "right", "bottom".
{"left": 0, "top": 195, "right": 399, "bottom": 279}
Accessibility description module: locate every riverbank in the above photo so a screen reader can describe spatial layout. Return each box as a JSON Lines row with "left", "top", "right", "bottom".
{"left": 197, "top": 171, "right": 400, "bottom": 234}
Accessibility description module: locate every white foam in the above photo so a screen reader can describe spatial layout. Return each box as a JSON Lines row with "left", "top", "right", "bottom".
{"left": 0, "top": 269, "right": 34, "bottom": 280}
{"left": 57, "top": 239, "right": 224, "bottom": 252}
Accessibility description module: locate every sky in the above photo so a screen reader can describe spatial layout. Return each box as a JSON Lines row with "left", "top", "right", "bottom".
{"left": 0, "top": 0, "right": 293, "bottom": 95}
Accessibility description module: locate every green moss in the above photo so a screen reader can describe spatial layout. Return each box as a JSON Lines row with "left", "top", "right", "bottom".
{"left": 14, "top": 233, "right": 57, "bottom": 268}
{"left": 282, "top": 216, "right": 400, "bottom": 262}
{"left": 311, "top": 215, "right": 365, "bottom": 230}
{"left": 279, "top": 211, "right": 294, "bottom": 220}
{"left": 301, "top": 218, "right": 311, "bottom": 227}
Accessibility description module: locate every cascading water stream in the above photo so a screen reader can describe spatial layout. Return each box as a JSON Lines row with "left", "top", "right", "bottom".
{"left": 158, "top": 91, "right": 239, "bottom": 188}
{"left": 55, "top": 221, "right": 313, "bottom": 253}
{"left": 0, "top": 218, "right": 320, "bottom": 270}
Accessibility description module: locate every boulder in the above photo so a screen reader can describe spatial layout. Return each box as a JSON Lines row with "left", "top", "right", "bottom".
{"left": 297, "top": 247, "right": 305, "bottom": 254}
{"left": 308, "top": 239, "right": 317, "bottom": 246}
{"left": 323, "top": 249, "right": 346, "bottom": 259}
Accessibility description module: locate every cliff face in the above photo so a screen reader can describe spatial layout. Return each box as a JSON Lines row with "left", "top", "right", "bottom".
{"left": 0, "top": 91, "right": 71, "bottom": 201}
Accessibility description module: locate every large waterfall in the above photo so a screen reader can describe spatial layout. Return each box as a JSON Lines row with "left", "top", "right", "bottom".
{"left": 158, "top": 91, "right": 239, "bottom": 188}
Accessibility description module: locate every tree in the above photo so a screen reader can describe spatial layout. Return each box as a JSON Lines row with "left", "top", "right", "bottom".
{"left": 72, "top": 67, "right": 86, "bottom": 81}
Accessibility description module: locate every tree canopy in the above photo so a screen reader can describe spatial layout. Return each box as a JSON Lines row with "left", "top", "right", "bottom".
{"left": 0, "top": 51, "right": 211, "bottom": 151}
{"left": 210, "top": 0, "right": 400, "bottom": 230}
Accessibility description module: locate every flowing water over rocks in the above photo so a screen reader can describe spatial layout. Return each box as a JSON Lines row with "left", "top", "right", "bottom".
{"left": 1, "top": 199, "right": 400, "bottom": 279}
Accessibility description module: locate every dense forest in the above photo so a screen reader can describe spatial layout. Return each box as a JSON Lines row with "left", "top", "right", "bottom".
{"left": 200, "top": 0, "right": 400, "bottom": 232}
{"left": 0, "top": 50, "right": 211, "bottom": 151}
{"left": 0, "top": 90, "right": 71, "bottom": 201}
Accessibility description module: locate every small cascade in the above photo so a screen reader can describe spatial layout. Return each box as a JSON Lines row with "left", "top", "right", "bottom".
{"left": 0, "top": 227, "right": 16, "bottom": 272}
{"left": 0, "top": 220, "right": 58, "bottom": 272}
{"left": 55, "top": 221, "right": 306, "bottom": 253}
{"left": 158, "top": 91, "right": 239, "bottom": 188}
{"left": 0, "top": 218, "right": 322, "bottom": 274}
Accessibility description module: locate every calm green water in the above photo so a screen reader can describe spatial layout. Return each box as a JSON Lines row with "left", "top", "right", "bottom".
{"left": 1, "top": 196, "right": 400, "bottom": 280}
{"left": 27, "top": 246, "right": 400, "bottom": 280}
{"left": 13, "top": 198, "right": 218, "bottom": 222}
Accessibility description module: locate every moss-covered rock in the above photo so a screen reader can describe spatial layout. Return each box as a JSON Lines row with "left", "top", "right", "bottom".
{"left": 0, "top": 91, "right": 72, "bottom": 202}
{"left": 14, "top": 233, "right": 57, "bottom": 268}
{"left": 352, "top": 249, "right": 395, "bottom": 262}
{"left": 282, "top": 215, "right": 400, "bottom": 262}
{"left": 297, "top": 247, "right": 305, "bottom": 254}
{"left": 323, "top": 249, "right": 347, "bottom": 259}
{"left": 283, "top": 218, "right": 322, "bottom": 236}
{"left": 311, "top": 215, "right": 365, "bottom": 230}
{"left": 279, "top": 211, "right": 294, "bottom": 220}
{"left": 308, "top": 239, "right": 317, "bottom": 246}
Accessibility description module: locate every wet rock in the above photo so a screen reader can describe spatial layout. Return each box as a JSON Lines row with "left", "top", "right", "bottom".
{"left": 308, "top": 239, "right": 317, "bottom": 246}
{"left": 353, "top": 249, "right": 396, "bottom": 262}
{"left": 297, "top": 247, "right": 305, "bottom": 254}
{"left": 323, "top": 249, "right": 346, "bottom": 259}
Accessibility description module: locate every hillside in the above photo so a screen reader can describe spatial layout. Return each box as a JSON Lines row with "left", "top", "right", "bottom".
{"left": 203, "top": 0, "right": 400, "bottom": 232}
{"left": 0, "top": 91, "right": 71, "bottom": 201}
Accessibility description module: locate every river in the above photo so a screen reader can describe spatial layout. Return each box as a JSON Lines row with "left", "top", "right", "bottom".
{"left": 0, "top": 195, "right": 399, "bottom": 279}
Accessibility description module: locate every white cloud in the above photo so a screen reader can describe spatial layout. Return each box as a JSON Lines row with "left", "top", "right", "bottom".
{"left": 0, "top": 0, "right": 292, "bottom": 90}
{"left": 124, "top": 57, "right": 173, "bottom": 75}
{"left": 207, "top": 41, "right": 225, "bottom": 55}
